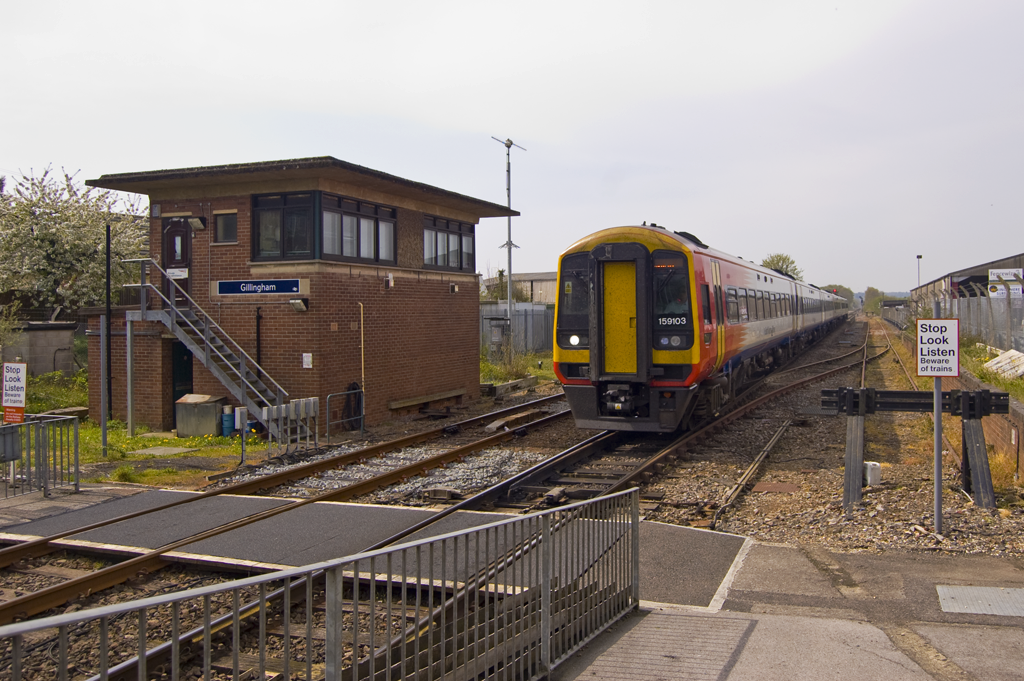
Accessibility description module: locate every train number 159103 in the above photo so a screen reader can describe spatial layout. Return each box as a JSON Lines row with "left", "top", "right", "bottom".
{"left": 658, "top": 317, "right": 687, "bottom": 326}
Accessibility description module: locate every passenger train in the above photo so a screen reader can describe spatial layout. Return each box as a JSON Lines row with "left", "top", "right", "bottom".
{"left": 553, "top": 224, "right": 848, "bottom": 432}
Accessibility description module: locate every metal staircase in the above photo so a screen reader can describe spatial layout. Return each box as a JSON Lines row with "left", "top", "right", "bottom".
{"left": 123, "top": 259, "right": 288, "bottom": 438}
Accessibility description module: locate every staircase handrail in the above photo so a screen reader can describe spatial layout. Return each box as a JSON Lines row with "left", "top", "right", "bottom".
{"left": 122, "top": 258, "right": 289, "bottom": 401}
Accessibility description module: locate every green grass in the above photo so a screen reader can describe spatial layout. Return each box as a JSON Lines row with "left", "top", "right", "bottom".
{"left": 26, "top": 369, "right": 88, "bottom": 413}
{"left": 481, "top": 350, "right": 555, "bottom": 384}
{"left": 77, "top": 420, "right": 268, "bottom": 465}
{"left": 959, "top": 336, "right": 1024, "bottom": 403}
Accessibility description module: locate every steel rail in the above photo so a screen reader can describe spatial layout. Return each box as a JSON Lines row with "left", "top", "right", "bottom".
{"left": 604, "top": 338, "right": 884, "bottom": 497}
{"left": 712, "top": 420, "right": 793, "bottom": 528}
{"left": 361, "top": 430, "right": 621, "bottom": 552}
{"left": 0, "top": 408, "right": 570, "bottom": 624}
{"left": 313, "top": 410, "right": 572, "bottom": 503}
{"left": 0, "top": 393, "right": 565, "bottom": 568}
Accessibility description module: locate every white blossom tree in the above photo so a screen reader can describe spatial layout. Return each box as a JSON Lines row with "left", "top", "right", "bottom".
{"left": 0, "top": 169, "right": 147, "bottom": 313}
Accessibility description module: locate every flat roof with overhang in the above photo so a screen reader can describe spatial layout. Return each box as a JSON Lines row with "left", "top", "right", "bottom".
{"left": 87, "top": 156, "right": 518, "bottom": 222}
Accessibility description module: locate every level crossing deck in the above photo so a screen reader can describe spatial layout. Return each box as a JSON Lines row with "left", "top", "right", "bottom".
{"left": 3, "top": 485, "right": 1024, "bottom": 679}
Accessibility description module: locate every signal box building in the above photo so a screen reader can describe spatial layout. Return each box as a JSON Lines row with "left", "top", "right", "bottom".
{"left": 84, "top": 157, "right": 516, "bottom": 432}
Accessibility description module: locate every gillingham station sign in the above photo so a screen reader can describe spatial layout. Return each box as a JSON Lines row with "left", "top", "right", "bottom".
{"left": 217, "top": 279, "right": 301, "bottom": 295}
{"left": 917, "top": 319, "right": 959, "bottom": 377}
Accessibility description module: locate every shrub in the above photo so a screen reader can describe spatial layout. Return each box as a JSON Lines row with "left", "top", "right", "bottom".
{"left": 110, "top": 464, "right": 138, "bottom": 483}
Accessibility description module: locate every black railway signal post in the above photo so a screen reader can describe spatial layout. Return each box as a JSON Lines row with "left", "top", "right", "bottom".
{"left": 823, "top": 310, "right": 1009, "bottom": 534}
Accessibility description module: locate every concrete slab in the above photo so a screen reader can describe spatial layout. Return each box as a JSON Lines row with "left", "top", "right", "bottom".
{"left": 638, "top": 521, "right": 746, "bottom": 607}
{"left": 128, "top": 446, "right": 198, "bottom": 456}
{"left": 725, "top": 611, "right": 932, "bottom": 681}
{"left": 728, "top": 543, "right": 839, "bottom": 598}
{"left": 914, "top": 623, "right": 1024, "bottom": 681}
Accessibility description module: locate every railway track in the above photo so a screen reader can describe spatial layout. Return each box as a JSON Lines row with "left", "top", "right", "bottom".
{"left": 0, "top": 395, "right": 571, "bottom": 625}
{"left": 409, "top": 319, "right": 877, "bottom": 523}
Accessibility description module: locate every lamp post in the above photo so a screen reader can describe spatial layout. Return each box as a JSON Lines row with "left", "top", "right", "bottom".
{"left": 492, "top": 136, "right": 526, "bottom": 358}
{"left": 917, "top": 255, "right": 922, "bottom": 287}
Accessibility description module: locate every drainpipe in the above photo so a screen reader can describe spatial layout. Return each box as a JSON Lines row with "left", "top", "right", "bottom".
{"left": 359, "top": 302, "right": 365, "bottom": 433}
{"left": 255, "top": 306, "right": 263, "bottom": 381}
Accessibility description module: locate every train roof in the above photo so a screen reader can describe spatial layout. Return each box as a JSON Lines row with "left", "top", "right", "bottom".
{"left": 561, "top": 224, "right": 845, "bottom": 300}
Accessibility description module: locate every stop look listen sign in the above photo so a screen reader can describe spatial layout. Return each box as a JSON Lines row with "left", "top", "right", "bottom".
{"left": 917, "top": 320, "right": 959, "bottom": 377}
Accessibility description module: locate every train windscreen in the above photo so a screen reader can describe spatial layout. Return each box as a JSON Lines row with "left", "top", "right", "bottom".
{"left": 557, "top": 252, "right": 590, "bottom": 348}
{"left": 652, "top": 251, "right": 694, "bottom": 350}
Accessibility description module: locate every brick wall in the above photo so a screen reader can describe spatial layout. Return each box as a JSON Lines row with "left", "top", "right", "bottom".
{"left": 942, "top": 372, "right": 1024, "bottom": 480}
{"left": 85, "top": 312, "right": 174, "bottom": 430}
{"left": 85, "top": 193, "right": 482, "bottom": 432}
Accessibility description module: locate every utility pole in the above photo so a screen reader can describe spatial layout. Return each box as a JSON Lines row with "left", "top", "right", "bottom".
{"left": 492, "top": 136, "right": 525, "bottom": 358}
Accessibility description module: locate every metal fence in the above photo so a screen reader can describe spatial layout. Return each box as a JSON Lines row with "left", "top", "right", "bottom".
{"left": 0, "top": 414, "right": 79, "bottom": 499}
{"left": 481, "top": 304, "right": 554, "bottom": 355}
{"left": 326, "top": 386, "right": 365, "bottom": 439}
{"left": 0, "top": 489, "right": 640, "bottom": 681}
{"left": 883, "top": 294, "right": 1024, "bottom": 353}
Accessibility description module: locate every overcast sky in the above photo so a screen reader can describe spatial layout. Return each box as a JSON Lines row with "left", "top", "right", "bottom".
{"left": 2, "top": 1, "right": 1020, "bottom": 293}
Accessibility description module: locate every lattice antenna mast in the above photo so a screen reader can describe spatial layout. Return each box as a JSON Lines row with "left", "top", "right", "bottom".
{"left": 492, "top": 136, "right": 526, "bottom": 357}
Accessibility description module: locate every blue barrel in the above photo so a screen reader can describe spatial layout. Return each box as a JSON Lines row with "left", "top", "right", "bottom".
{"left": 221, "top": 413, "right": 234, "bottom": 437}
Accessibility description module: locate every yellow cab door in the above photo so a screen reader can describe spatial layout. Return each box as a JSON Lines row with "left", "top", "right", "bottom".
{"left": 602, "top": 261, "right": 637, "bottom": 374}
{"left": 592, "top": 242, "right": 651, "bottom": 383}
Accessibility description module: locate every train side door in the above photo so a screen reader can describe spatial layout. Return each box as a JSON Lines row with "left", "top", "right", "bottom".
{"left": 710, "top": 260, "right": 725, "bottom": 371}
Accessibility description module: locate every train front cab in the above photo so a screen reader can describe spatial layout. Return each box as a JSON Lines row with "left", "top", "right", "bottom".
{"left": 554, "top": 241, "right": 704, "bottom": 432}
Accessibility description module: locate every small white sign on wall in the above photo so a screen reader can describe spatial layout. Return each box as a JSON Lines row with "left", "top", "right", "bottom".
{"left": 302, "top": 353, "right": 313, "bottom": 369}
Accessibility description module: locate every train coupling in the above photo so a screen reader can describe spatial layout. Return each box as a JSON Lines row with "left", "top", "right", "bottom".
{"left": 602, "top": 384, "right": 636, "bottom": 414}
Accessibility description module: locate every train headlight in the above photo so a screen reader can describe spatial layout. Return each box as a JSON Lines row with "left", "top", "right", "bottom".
{"left": 670, "top": 336, "right": 682, "bottom": 347}
{"left": 659, "top": 337, "right": 669, "bottom": 347}
{"left": 570, "top": 335, "right": 580, "bottom": 346}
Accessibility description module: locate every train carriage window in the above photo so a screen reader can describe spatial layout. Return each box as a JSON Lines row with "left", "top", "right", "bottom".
{"left": 748, "top": 290, "right": 758, "bottom": 321}
{"left": 556, "top": 252, "right": 591, "bottom": 349}
{"left": 755, "top": 290, "right": 764, "bottom": 320}
{"left": 701, "top": 285, "right": 712, "bottom": 324}
{"left": 726, "top": 287, "right": 739, "bottom": 323}
{"left": 770, "top": 293, "right": 778, "bottom": 318}
{"left": 653, "top": 251, "right": 694, "bottom": 350}
{"left": 738, "top": 288, "right": 749, "bottom": 322}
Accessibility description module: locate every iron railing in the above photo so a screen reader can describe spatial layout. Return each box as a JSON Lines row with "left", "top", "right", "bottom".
{"left": 0, "top": 490, "right": 640, "bottom": 681}
{"left": 123, "top": 258, "right": 289, "bottom": 435}
{"left": 326, "top": 386, "right": 365, "bottom": 439}
{"left": 0, "top": 415, "right": 79, "bottom": 499}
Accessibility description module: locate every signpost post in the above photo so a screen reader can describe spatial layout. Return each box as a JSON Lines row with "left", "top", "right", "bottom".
{"left": 917, "top": 309, "right": 959, "bottom": 535}
{"left": 2, "top": 362, "right": 27, "bottom": 424}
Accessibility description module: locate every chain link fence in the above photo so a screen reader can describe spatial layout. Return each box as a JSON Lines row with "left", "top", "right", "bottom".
{"left": 882, "top": 294, "right": 1024, "bottom": 353}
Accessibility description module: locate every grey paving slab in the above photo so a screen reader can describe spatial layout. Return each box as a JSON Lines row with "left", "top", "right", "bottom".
{"left": 580, "top": 612, "right": 754, "bottom": 681}
{"left": 639, "top": 521, "right": 746, "bottom": 607}
{"left": 914, "top": 623, "right": 1024, "bottom": 681}
{"left": 936, "top": 585, "right": 1024, "bottom": 616}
